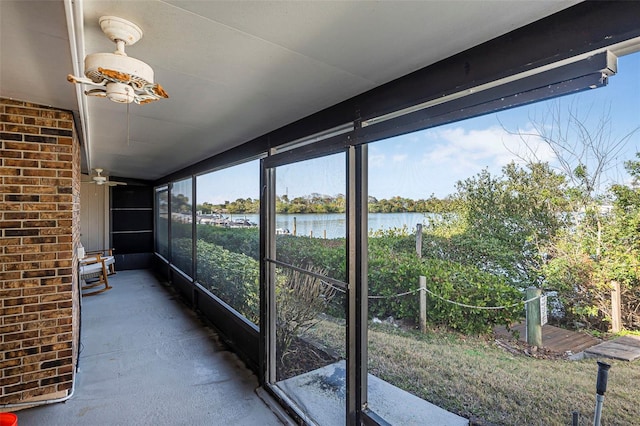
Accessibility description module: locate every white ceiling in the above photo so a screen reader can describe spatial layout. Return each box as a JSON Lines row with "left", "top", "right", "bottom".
{"left": 0, "top": 0, "right": 579, "bottom": 181}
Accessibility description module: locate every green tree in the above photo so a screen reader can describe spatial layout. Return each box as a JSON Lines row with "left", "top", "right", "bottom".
{"left": 599, "top": 156, "right": 640, "bottom": 329}
{"left": 512, "top": 100, "right": 640, "bottom": 330}
{"left": 438, "top": 162, "right": 567, "bottom": 288}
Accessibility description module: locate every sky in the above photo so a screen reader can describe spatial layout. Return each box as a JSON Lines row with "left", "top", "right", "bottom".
{"left": 197, "top": 52, "right": 640, "bottom": 204}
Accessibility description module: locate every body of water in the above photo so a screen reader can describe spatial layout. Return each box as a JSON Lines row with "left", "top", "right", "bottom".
{"left": 225, "top": 212, "right": 429, "bottom": 239}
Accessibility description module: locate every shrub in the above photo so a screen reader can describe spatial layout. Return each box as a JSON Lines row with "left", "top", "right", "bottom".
{"left": 195, "top": 239, "right": 260, "bottom": 323}
{"left": 276, "top": 266, "right": 336, "bottom": 368}
{"left": 196, "top": 225, "right": 260, "bottom": 260}
{"left": 368, "top": 245, "right": 524, "bottom": 334}
{"left": 275, "top": 235, "right": 346, "bottom": 282}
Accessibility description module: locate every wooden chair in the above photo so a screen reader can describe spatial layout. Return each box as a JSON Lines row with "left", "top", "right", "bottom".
{"left": 85, "top": 248, "right": 116, "bottom": 275}
{"left": 79, "top": 254, "right": 112, "bottom": 296}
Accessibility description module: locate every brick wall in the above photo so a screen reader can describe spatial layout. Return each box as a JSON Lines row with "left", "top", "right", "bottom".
{"left": 0, "top": 98, "right": 80, "bottom": 406}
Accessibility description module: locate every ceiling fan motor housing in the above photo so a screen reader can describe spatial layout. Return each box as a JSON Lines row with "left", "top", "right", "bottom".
{"left": 84, "top": 52, "right": 155, "bottom": 103}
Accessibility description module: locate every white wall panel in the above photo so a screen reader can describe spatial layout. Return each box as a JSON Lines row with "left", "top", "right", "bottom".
{"left": 80, "top": 178, "right": 109, "bottom": 252}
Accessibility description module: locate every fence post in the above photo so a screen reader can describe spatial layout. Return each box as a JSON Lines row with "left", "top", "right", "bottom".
{"left": 525, "top": 287, "right": 542, "bottom": 347}
{"left": 293, "top": 216, "right": 297, "bottom": 236}
{"left": 611, "top": 280, "right": 621, "bottom": 333}
{"left": 419, "top": 275, "right": 427, "bottom": 333}
{"left": 416, "top": 223, "right": 423, "bottom": 259}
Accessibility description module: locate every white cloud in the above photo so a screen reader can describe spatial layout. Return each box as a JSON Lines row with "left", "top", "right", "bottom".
{"left": 421, "top": 125, "right": 556, "bottom": 173}
{"left": 369, "top": 153, "right": 386, "bottom": 168}
{"left": 392, "top": 154, "right": 408, "bottom": 163}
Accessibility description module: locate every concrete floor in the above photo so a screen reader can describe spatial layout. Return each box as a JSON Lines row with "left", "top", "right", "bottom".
{"left": 16, "top": 270, "right": 285, "bottom": 426}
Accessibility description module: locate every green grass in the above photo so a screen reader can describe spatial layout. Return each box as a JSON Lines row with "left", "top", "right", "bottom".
{"left": 305, "top": 320, "right": 640, "bottom": 425}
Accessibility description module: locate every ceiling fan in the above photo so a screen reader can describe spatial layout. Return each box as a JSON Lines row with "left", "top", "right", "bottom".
{"left": 86, "top": 169, "right": 127, "bottom": 186}
{"left": 67, "top": 16, "right": 168, "bottom": 104}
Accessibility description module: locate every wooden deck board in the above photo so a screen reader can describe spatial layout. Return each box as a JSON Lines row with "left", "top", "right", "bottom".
{"left": 494, "top": 323, "right": 600, "bottom": 354}
{"left": 584, "top": 335, "right": 640, "bottom": 361}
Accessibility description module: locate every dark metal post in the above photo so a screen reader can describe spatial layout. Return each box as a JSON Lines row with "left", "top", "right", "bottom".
{"left": 593, "top": 361, "right": 611, "bottom": 426}
{"left": 346, "top": 144, "right": 368, "bottom": 424}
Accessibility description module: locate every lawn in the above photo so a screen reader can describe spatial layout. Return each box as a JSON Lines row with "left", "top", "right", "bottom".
{"left": 305, "top": 319, "right": 640, "bottom": 425}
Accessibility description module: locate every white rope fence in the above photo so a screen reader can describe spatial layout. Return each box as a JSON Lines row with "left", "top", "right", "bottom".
{"left": 320, "top": 280, "right": 539, "bottom": 310}
{"left": 368, "top": 288, "right": 422, "bottom": 300}
{"left": 421, "top": 286, "right": 540, "bottom": 310}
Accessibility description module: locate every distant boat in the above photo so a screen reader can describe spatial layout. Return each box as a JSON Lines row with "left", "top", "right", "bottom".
{"left": 229, "top": 218, "right": 257, "bottom": 228}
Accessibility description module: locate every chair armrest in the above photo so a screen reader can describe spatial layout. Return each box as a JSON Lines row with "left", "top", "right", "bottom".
{"left": 80, "top": 253, "right": 102, "bottom": 265}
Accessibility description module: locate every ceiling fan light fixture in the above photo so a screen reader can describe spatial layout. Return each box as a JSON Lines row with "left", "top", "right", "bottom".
{"left": 106, "top": 82, "right": 135, "bottom": 104}
{"left": 93, "top": 175, "right": 107, "bottom": 185}
{"left": 67, "top": 16, "right": 168, "bottom": 105}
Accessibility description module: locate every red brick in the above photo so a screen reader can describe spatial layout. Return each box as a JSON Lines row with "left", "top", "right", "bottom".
{"left": 4, "top": 106, "right": 40, "bottom": 117}
{"left": 0, "top": 324, "right": 21, "bottom": 334}
{"left": 57, "top": 365, "right": 73, "bottom": 375}
{"left": 3, "top": 124, "right": 39, "bottom": 134}
{"left": 0, "top": 150, "right": 22, "bottom": 159}
{"left": 24, "top": 202, "right": 57, "bottom": 211}
{"left": 40, "top": 308, "right": 71, "bottom": 319}
{"left": 38, "top": 212, "right": 69, "bottom": 219}
{"left": 40, "top": 144, "right": 71, "bottom": 153}
{"left": 24, "top": 117, "right": 56, "bottom": 127}
{"left": 4, "top": 212, "right": 39, "bottom": 220}
{"left": 3, "top": 141, "right": 38, "bottom": 151}
{"left": 3, "top": 176, "right": 38, "bottom": 185}
{"left": 22, "top": 169, "right": 56, "bottom": 177}
{"left": 2, "top": 313, "right": 39, "bottom": 325}
{"left": 5, "top": 380, "right": 38, "bottom": 394}
{"left": 23, "top": 253, "right": 55, "bottom": 261}
{"left": 0, "top": 254, "right": 22, "bottom": 263}
{"left": 0, "top": 114, "right": 23, "bottom": 124}
{"left": 0, "top": 167, "right": 20, "bottom": 176}
{"left": 23, "top": 301, "right": 57, "bottom": 313}
{"left": 3, "top": 330, "right": 39, "bottom": 342}
{"left": 22, "top": 319, "right": 57, "bottom": 330}
{"left": 0, "top": 203, "right": 20, "bottom": 212}
{"left": 40, "top": 194, "right": 72, "bottom": 203}
{"left": 23, "top": 286, "right": 56, "bottom": 296}
{"left": 0, "top": 376, "right": 21, "bottom": 387}
{"left": 0, "top": 359, "right": 21, "bottom": 370}
{"left": 0, "top": 220, "right": 21, "bottom": 228}
{"left": 23, "top": 185, "right": 56, "bottom": 194}
{"left": 0, "top": 271, "right": 20, "bottom": 280}
{"left": 5, "top": 245, "right": 40, "bottom": 254}
{"left": 57, "top": 120, "right": 72, "bottom": 130}
{"left": 39, "top": 277, "right": 62, "bottom": 286}
{"left": 40, "top": 161, "right": 70, "bottom": 170}
{"left": 22, "top": 352, "right": 56, "bottom": 365}
{"left": 23, "top": 369, "right": 57, "bottom": 382}
{"left": 4, "top": 296, "right": 39, "bottom": 306}
{"left": 22, "top": 270, "right": 56, "bottom": 280}
{"left": 41, "top": 373, "right": 72, "bottom": 386}
{"left": 0, "top": 184, "right": 22, "bottom": 193}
